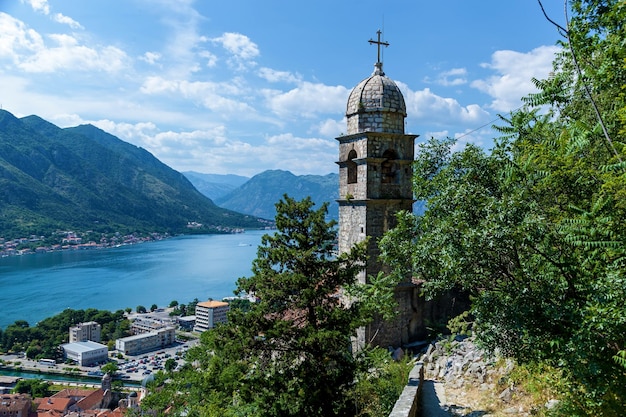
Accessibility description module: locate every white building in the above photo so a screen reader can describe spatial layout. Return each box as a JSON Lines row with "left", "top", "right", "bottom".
{"left": 194, "top": 301, "right": 229, "bottom": 332}
{"left": 115, "top": 327, "right": 176, "bottom": 356}
{"left": 69, "top": 321, "right": 102, "bottom": 343}
{"left": 61, "top": 341, "right": 108, "bottom": 366}
{"left": 130, "top": 317, "right": 170, "bottom": 335}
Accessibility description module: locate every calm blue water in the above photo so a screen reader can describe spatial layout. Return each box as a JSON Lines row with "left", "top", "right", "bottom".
{"left": 0, "top": 369, "right": 140, "bottom": 386}
{"left": 0, "top": 230, "right": 266, "bottom": 330}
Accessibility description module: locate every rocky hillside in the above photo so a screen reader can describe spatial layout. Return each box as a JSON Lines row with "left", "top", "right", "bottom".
{"left": 421, "top": 337, "right": 559, "bottom": 416}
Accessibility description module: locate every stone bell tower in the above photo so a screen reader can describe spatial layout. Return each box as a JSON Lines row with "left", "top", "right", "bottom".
{"left": 337, "top": 31, "right": 419, "bottom": 348}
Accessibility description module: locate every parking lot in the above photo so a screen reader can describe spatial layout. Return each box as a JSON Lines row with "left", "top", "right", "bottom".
{"left": 115, "top": 339, "right": 198, "bottom": 381}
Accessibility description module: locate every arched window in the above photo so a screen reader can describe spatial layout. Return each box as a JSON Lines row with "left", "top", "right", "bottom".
{"left": 381, "top": 149, "right": 398, "bottom": 184}
{"left": 347, "top": 149, "right": 357, "bottom": 184}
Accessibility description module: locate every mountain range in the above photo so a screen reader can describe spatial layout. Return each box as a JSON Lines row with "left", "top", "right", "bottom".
{"left": 208, "top": 170, "right": 338, "bottom": 221}
{"left": 0, "top": 110, "right": 268, "bottom": 240}
{"left": 182, "top": 171, "right": 250, "bottom": 201}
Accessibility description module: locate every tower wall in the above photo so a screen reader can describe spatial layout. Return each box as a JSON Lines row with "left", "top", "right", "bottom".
{"left": 338, "top": 60, "right": 424, "bottom": 349}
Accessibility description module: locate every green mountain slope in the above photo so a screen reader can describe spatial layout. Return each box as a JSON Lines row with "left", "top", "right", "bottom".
{"left": 213, "top": 170, "right": 339, "bottom": 221}
{"left": 0, "top": 110, "right": 267, "bottom": 239}
{"left": 182, "top": 171, "right": 250, "bottom": 201}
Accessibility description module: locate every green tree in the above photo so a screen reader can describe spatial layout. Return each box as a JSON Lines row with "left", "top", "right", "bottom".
{"left": 25, "top": 344, "right": 42, "bottom": 359}
{"left": 380, "top": 2, "right": 626, "bottom": 413}
{"left": 13, "top": 379, "right": 51, "bottom": 397}
{"left": 136, "top": 305, "right": 147, "bottom": 314}
{"left": 169, "top": 300, "right": 179, "bottom": 308}
{"left": 164, "top": 358, "right": 177, "bottom": 372}
{"left": 101, "top": 361, "right": 118, "bottom": 376}
{"left": 150, "top": 304, "right": 158, "bottom": 312}
{"left": 142, "top": 195, "right": 368, "bottom": 416}
{"left": 186, "top": 298, "right": 199, "bottom": 315}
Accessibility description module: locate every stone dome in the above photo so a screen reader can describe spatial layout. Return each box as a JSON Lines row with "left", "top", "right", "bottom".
{"left": 141, "top": 373, "right": 155, "bottom": 388}
{"left": 345, "top": 63, "right": 407, "bottom": 135}
{"left": 346, "top": 63, "right": 406, "bottom": 118}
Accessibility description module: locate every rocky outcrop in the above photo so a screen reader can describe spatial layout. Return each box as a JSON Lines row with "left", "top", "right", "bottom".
{"left": 420, "top": 336, "right": 528, "bottom": 416}
{"left": 421, "top": 336, "right": 511, "bottom": 390}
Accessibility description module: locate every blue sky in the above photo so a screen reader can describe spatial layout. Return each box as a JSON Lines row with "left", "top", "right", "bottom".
{"left": 0, "top": 0, "right": 565, "bottom": 177}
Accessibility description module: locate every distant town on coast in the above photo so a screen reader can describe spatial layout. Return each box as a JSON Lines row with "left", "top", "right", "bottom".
{"left": 0, "top": 225, "right": 250, "bottom": 258}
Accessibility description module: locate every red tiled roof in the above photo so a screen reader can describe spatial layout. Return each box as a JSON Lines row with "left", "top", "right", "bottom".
{"left": 35, "top": 397, "right": 73, "bottom": 412}
{"left": 75, "top": 389, "right": 105, "bottom": 410}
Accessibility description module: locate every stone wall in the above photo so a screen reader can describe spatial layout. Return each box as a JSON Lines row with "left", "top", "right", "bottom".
{"left": 388, "top": 362, "right": 424, "bottom": 417}
{"left": 367, "top": 286, "right": 470, "bottom": 349}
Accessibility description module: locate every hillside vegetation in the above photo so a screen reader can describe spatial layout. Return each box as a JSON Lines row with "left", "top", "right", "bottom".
{"left": 380, "top": 1, "right": 626, "bottom": 415}
{"left": 0, "top": 111, "right": 268, "bottom": 239}
{"left": 213, "top": 169, "right": 339, "bottom": 220}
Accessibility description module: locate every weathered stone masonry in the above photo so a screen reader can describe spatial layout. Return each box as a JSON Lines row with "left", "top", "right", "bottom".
{"left": 338, "top": 38, "right": 468, "bottom": 349}
{"left": 337, "top": 54, "right": 418, "bottom": 348}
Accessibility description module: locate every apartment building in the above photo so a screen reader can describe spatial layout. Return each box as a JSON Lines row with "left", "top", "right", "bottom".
{"left": 69, "top": 321, "right": 102, "bottom": 343}
{"left": 115, "top": 327, "right": 176, "bottom": 356}
{"left": 193, "top": 300, "right": 229, "bottom": 332}
{"left": 130, "top": 317, "right": 171, "bottom": 335}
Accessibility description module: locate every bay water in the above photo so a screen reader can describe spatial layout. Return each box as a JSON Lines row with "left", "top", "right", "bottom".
{"left": 0, "top": 230, "right": 266, "bottom": 330}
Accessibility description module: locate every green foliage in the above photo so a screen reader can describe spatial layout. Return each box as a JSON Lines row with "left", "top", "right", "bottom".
{"left": 101, "top": 361, "right": 118, "bottom": 376}
{"left": 0, "top": 308, "right": 130, "bottom": 356}
{"left": 136, "top": 305, "right": 147, "bottom": 314}
{"left": 345, "top": 270, "right": 401, "bottom": 325}
{"left": 0, "top": 110, "right": 267, "bottom": 241}
{"left": 186, "top": 298, "right": 199, "bottom": 315}
{"left": 226, "top": 298, "right": 252, "bottom": 313}
{"left": 164, "top": 358, "right": 177, "bottom": 372}
{"left": 446, "top": 311, "right": 473, "bottom": 337}
{"left": 142, "top": 195, "right": 375, "bottom": 416}
{"left": 380, "top": 2, "right": 626, "bottom": 414}
{"left": 503, "top": 361, "right": 566, "bottom": 414}
{"left": 351, "top": 347, "right": 413, "bottom": 416}
{"left": 13, "top": 379, "right": 51, "bottom": 397}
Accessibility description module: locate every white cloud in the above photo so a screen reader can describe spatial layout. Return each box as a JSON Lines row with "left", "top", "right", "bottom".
{"left": 140, "top": 51, "right": 162, "bottom": 65}
{"left": 18, "top": 33, "right": 128, "bottom": 73}
{"left": 472, "top": 45, "right": 560, "bottom": 112}
{"left": 0, "top": 13, "right": 44, "bottom": 60}
{"left": 21, "top": 1, "right": 82, "bottom": 29}
{"left": 400, "top": 84, "right": 490, "bottom": 126}
{"left": 140, "top": 76, "right": 254, "bottom": 115}
{"left": 258, "top": 67, "right": 301, "bottom": 84}
{"left": 315, "top": 118, "right": 345, "bottom": 137}
{"left": 264, "top": 82, "right": 349, "bottom": 118}
{"left": 89, "top": 119, "right": 336, "bottom": 176}
{"left": 435, "top": 68, "right": 467, "bottom": 87}
{"left": 0, "top": 15, "right": 127, "bottom": 73}
{"left": 211, "top": 32, "right": 259, "bottom": 70}
{"left": 199, "top": 50, "right": 217, "bottom": 67}
{"left": 53, "top": 13, "right": 83, "bottom": 29}
{"left": 213, "top": 32, "right": 259, "bottom": 60}
{"left": 22, "top": 0, "right": 49, "bottom": 14}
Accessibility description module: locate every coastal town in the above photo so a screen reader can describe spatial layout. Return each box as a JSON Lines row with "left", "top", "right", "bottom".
{"left": 0, "top": 300, "right": 240, "bottom": 416}
{"left": 0, "top": 224, "right": 250, "bottom": 257}
{"left": 0, "top": 231, "right": 171, "bottom": 257}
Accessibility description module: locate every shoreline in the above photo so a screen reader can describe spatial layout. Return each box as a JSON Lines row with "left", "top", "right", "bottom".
{"left": 0, "top": 226, "right": 267, "bottom": 258}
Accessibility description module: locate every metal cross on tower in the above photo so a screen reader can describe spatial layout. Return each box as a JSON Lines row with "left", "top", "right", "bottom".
{"left": 368, "top": 30, "right": 389, "bottom": 64}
